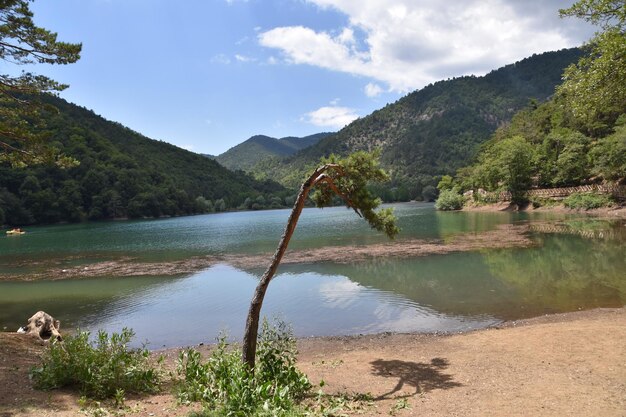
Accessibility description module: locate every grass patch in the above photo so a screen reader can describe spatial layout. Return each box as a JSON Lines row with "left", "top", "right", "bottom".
{"left": 529, "top": 196, "right": 560, "bottom": 208}
{"left": 31, "top": 328, "right": 161, "bottom": 400}
{"left": 563, "top": 192, "right": 613, "bottom": 210}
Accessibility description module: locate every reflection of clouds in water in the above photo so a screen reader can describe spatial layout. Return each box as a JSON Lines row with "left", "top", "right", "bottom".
{"left": 369, "top": 304, "right": 427, "bottom": 333}
{"left": 319, "top": 279, "right": 363, "bottom": 309}
{"left": 318, "top": 277, "right": 495, "bottom": 335}
{"left": 370, "top": 298, "right": 493, "bottom": 334}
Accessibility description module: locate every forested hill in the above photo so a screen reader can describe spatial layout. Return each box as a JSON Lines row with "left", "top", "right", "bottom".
{"left": 0, "top": 95, "right": 286, "bottom": 226}
{"left": 250, "top": 48, "right": 583, "bottom": 199}
{"left": 215, "top": 132, "right": 331, "bottom": 172}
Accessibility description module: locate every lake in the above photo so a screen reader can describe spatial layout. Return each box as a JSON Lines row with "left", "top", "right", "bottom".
{"left": 1, "top": 203, "right": 625, "bottom": 348}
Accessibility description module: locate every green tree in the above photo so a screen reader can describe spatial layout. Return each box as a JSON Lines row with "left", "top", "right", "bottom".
{"left": 552, "top": 131, "right": 590, "bottom": 185}
{"left": 214, "top": 198, "right": 226, "bottom": 212}
{"left": 0, "top": 0, "right": 82, "bottom": 167}
{"left": 559, "top": 0, "right": 625, "bottom": 29}
{"left": 590, "top": 120, "right": 626, "bottom": 181}
{"left": 558, "top": 0, "right": 626, "bottom": 133}
{"left": 422, "top": 185, "right": 438, "bottom": 202}
{"left": 474, "top": 136, "right": 535, "bottom": 205}
{"left": 437, "top": 175, "right": 455, "bottom": 191}
{"left": 242, "top": 151, "right": 399, "bottom": 369}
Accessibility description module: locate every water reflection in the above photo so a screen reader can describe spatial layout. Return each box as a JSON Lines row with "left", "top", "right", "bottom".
{"left": 0, "top": 264, "right": 497, "bottom": 348}
{"left": 483, "top": 234, "right": 626, "bottom": 316}
{"left": 1, "top": 206, "right": 624, "bottom": 347}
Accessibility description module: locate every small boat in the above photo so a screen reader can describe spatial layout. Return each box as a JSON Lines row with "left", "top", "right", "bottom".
{"left": 6, "top": 228, "right": 25, "bottom": 235}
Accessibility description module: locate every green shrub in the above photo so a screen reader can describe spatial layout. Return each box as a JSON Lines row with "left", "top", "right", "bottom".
{"left": 563, "top": 192, "right": 613, "bottom": 210}
{"left": 31, "top": 328, "right": 161, "bottom": 399}
{"left": 177, "top": 319, "right": 311, "bottom": 416}
{"left": 435, "top": 189, "right": 465, "bottom": 211}
{"left": 529, "top": 196, "right": 559, "bottom": 209}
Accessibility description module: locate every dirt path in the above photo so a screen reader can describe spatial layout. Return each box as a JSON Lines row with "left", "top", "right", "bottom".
{"left": 297, "top": 307, "right": 626, "bottom": 416}
{"left": 1, "top": 307, "right": 624, "bottom": 416}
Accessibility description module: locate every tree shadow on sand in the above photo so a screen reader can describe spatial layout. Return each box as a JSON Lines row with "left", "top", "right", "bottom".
{"left": 370, "top": 357, "right": 462, "bottom": 399}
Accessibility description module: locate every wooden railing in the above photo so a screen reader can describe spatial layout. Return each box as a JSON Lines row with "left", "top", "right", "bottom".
{"left": 528, "top": 184, "right": 626, "bottom": 200}
{"left": 465, "top": 184, "right": 626, "bottom": 202}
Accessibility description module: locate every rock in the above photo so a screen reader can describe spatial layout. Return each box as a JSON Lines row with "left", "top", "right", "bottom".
{"left": 17, "top": 311, "right": 62, "bottom": 342}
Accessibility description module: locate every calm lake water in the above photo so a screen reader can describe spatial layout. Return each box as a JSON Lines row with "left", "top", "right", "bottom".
{"left": 1, "top": 203, "right": 625, "bottom": 348}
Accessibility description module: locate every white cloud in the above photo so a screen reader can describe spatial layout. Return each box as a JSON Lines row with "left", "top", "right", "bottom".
{"left": 364, "top": 82, "right": 383, "bottom": 97}
{"left": 180, "top": 144, "right": 195, "bottom": 151}
{"left": 303, "top": 105, "right": 359, "bottom": 129}
{"left": 235, "top": 54, "right": 255, "bottom": 62}
{"left": 258, "top": 0, "right": 595, "bottom": 93}
{"left": 319, "top": 280, "right": 363, "bottom": 308}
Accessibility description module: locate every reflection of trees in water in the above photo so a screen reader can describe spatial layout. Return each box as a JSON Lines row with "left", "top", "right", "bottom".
{"left": 0, "top": 275, "right": 187, "bottom": 331}
{"left": 279, "top": 254, "right": 523, "bottom": 319}
{"left": 277, "top": 221, "right": 626, "bottom": 320}
{"left": 483, "top": 233, "right": 626, "bottom": 316}
{"left": 434, "top": 211, "right": 517, "bottom": 241}
{"left": 529, "top": 219, "right": 626, "bottom": 241}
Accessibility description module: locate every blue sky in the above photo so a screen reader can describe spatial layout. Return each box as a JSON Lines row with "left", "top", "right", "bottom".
{"left": 20, "top": 0, "right": 595, "bottom": 155}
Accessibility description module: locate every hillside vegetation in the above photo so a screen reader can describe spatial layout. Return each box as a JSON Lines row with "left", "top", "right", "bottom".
{"left": 215, "top": 133, "right": 331, "bottom": 172}
{"left": 446, "top": 0, "right": 626, "bottom": 206}
{"left": 0, "top": 95, "right": 287, "bottom": 226}
{"left": 250, "top": 48, "right": 583, "bottom": 200}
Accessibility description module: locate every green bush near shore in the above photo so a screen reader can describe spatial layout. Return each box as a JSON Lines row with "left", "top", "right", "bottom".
{"left": 563, "top": 192, "right": 614, "bottom": 210}
{"left": 177, "top": 319, "right": 311, "bottom": 416}
{"left": 31, "top": 328, "right": 161, "bottom": 400}
{"left": 435, "top": 190, "right": 465, "bottom": 211}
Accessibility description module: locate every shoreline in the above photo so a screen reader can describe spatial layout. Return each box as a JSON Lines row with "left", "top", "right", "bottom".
{"left": 0, "top": 223, "right": 535, "bottom": 281}
{"left": 2, "top": 306, "right": 624, "bottom": 416}
{"left": 462, "top": 200, "right": 626, "bottom": 217}
{"left": 2, "top": 204, "right": 624, "bottom": 283}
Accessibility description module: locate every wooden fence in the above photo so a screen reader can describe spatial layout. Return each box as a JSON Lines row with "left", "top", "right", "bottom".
{"left": 466, "top": 184, "right": 626, "bottom": 202}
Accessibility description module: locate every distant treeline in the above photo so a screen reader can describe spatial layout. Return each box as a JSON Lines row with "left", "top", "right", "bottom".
{"left": 0, "top": 95, "right": 292, "bottom": 226}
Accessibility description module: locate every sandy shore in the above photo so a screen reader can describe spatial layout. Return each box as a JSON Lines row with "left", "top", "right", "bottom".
{"left": 1, "top": 307, "right": 624, "bottom": 416}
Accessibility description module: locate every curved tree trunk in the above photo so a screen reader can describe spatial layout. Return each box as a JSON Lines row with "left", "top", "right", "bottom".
{"left": 241, "top": 165, "right": 341, "bottom": 369}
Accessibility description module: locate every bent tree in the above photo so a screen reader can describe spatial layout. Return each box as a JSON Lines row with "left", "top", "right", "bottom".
{"left": 242, "top": 151, "right": 399, "bottom": 369}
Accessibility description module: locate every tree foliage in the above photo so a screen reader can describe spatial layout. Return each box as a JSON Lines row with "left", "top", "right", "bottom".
{"left": 434, "top": 189, "right": 465, "bottom": 211}
{"left": 558, "top": 0, "right": 626, "bottom": 134}
{"left": 0, "top": 0, "right": 82, "bottom": 167}
{"left": 559, "top": 0, "right": 626, "bottom": 29}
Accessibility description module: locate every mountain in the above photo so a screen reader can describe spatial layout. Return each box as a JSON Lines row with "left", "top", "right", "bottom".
{"left": 0, "top": 95, "right": 286, "bottom": 226}
{"left": 250, "top": 48, "right": 584, "bottom": 199}
{"left": 215, "top": 132, "right": 331, "bottom": 172}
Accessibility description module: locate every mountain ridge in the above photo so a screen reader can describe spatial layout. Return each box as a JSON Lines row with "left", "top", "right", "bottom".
{"left": 214, "top": 132, "right": 332, "bottom": 172}
{"left": 249, "top": 48, "right": 584, "bottom": 199}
